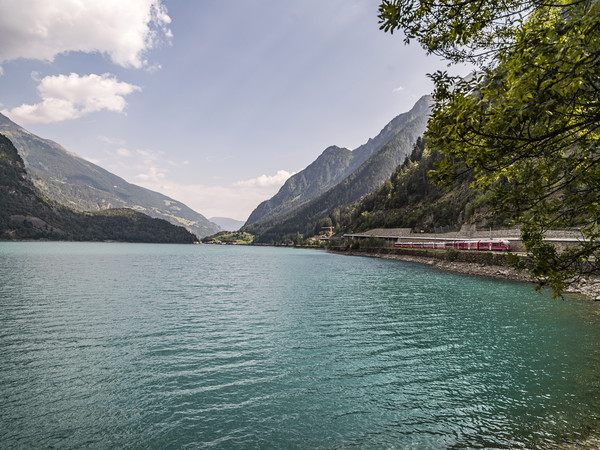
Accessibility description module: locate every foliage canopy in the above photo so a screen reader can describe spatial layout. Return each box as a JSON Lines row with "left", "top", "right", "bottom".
{"left": 379, "top": 0, "right": 600, "bottom": 294}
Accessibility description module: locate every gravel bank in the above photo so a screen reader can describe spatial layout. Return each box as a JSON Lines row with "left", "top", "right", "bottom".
{"left": 331, "top": 250, "right": 600, "bottom": 301}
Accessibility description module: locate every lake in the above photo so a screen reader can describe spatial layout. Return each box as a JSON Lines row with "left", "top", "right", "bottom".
{"left": 1, "top": 241, "right": 599, "bottom": 448}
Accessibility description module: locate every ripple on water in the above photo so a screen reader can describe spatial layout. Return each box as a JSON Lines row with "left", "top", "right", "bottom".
{"left": 1, "top": 242, "right": 600, "bottom": 448}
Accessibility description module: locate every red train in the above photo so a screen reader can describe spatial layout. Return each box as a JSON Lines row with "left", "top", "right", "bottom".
{"left": 393, "top": 239, "right": 511, "bottom": 251}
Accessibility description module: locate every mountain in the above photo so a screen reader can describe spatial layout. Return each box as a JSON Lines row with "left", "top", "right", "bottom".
{"left": 243, "top": 96, "right": 432, "bottom": 243}
{"left": 0, "top": 113, "right": 221, "bottom": 238}
{"left": 209, "top": 217, "right": 246, "bottom": 231}
{"left": 245, "top": 145, "right": 354, "bottom": 225}
{"left": 333, "top": 137, "right": 508, "bottom": 235}
{"left": 0, "top": 133, "right": 197, "bottom": 243}
{"left": 245, "top": 95, "right": 432, "bottom": 226}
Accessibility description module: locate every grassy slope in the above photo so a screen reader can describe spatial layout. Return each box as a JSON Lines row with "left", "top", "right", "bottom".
{"left": 0, "top": 113, "right": 220, "bottom": 238}
{"left": 0, "top": 134, "right": 197, "bottom": 243}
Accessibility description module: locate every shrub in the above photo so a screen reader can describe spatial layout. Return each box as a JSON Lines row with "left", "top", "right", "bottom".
{"left": 445, "top": 248, "right": 459, "bottom": 262}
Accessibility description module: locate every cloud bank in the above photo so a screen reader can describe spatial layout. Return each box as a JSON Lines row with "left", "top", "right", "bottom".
{"left": 92, "top": 140, "right": 294, "bottom": 220}
{"left": 235, "top": 170, "right": 295, "bottom": 188}
{"left": 2, "top": 73, "right": 140, "bottom": 124}
{"left": 97, "top": 142, "right": 293, "bottom": 220}
{"left": 0, "top": 0, "right": 171, "bottom": 69}
{"left": 138, "top": 170, "right": 294, "bottom": 221}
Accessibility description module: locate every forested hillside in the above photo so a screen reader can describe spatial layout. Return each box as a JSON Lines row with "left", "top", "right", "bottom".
{"left": 0, "top": 134, "right": 197, "bottom": 243}
{"left": 334, "top": 137, "right": 510, "bottom": 234}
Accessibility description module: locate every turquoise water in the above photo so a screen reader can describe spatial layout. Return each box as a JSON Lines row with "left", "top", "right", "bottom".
{"left": 1, "top": 242, "right": 599, "bottom": 448}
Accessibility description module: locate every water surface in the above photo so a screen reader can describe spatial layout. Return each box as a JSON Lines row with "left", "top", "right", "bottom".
{"left": 1, "top": 242, "right": 599, "bottom": 448}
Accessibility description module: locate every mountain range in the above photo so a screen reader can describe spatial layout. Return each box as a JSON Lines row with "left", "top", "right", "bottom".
{"left": 332, "top": 136, "right": 486, "bottom": 235}
{"left": 0, "top": 133, "right": 197, "bottom": 243}
{"left": 243, "top": 95, "right": 432, "bottom": 243}
{"left": 209, "top": 217, "right": 246, "bottom": 231}
{"left": 1, "top": 94, "right": 431, "bottom": 244}
{"left": 0, "top": 113, "right": 220, "bottom": 238}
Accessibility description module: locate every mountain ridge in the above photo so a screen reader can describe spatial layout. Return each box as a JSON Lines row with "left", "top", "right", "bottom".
{"left": 245, "top": 145, "right": 354, "bottom": 225}
{"left": 244, "top": 95, "right": 432, "bottom": 227}
{"left": 0, "top": 113, "right": 221, "bottom": 238}
{"left": 243, "top": 95, "right": 432, "bottom": 243}
{"left": 0, "top": 133, "right": 197, "bottom": 243}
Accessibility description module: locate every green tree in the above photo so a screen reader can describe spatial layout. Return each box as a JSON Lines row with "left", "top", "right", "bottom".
{"left": 378, "top": 0, "right": 588, "bottom": 64}
{"left": 379, "top": 0, "right": 600, "bottom": 295}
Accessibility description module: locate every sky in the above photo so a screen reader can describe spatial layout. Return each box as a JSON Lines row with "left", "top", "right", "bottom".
{"left": 0, "top": 0, "right": 470, "bottom": 222}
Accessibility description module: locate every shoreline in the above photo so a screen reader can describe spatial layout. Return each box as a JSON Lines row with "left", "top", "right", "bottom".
{"left": 329, "top": 250, "right": 600, "bottom": 301}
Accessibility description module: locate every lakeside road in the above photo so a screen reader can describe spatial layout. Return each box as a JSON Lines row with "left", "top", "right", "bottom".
{"left": 329, "top": 249, "right": 600, "bottom": 301}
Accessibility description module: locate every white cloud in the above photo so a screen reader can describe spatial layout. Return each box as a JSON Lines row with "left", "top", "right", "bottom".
{"left": 393, "top": 86, "right": 405, "bottom": 92}
{"left": 135, "top": 149, "right": 160, "bottom": 160}
{"left": 1, "top": 72, "right": 140, "bottom": 124}
{"left": 0, "top": 0, "right": 171, "bottom": 69}
{"left": 235, "top": 170, "right": 295, "bottom": 188}
{"left": 135, "top": 165, "right": 166, "bottom": 182}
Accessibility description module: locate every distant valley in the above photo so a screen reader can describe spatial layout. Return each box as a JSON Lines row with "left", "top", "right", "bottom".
{"left": 209, "top": 217, "right": 246, "bottom": 231}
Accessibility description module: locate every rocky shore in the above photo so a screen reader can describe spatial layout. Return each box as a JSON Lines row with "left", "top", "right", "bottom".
{"left": 330, "top": 250, "right": 600, "bottom": 301}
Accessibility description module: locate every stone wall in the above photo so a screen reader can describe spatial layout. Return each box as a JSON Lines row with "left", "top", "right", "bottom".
{"left": 350, "top": 245, "right": 520, "bottom": 267}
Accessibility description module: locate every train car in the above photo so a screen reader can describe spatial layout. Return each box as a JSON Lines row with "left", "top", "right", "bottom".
{"left": 453, "top": 240, "right": 510, "bottom": 251}
{"left": 477, "top": 240, "right": 511, "bottom": 251}
{"left": 453, "top": 241, "right": 470, "bottom": 250}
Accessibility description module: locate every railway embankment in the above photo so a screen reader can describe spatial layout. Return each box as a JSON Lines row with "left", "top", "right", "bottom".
{"left": 328, "top": 247, "right": 600, "bottom": 301}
